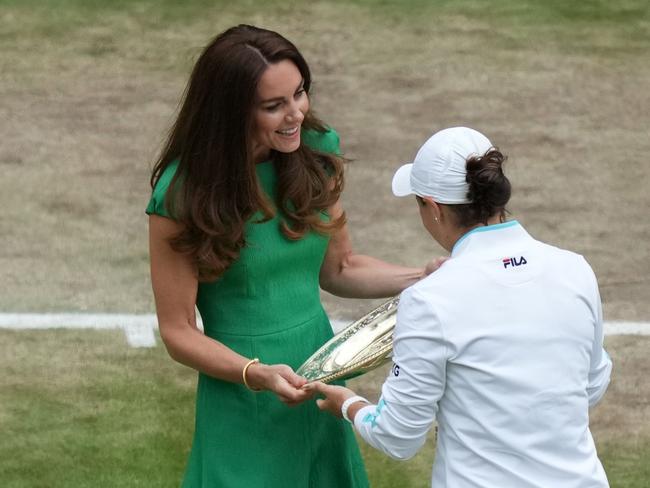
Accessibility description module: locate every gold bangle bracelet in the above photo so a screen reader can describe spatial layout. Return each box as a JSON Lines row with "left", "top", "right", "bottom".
{"left": 242, "top": 358, "right": 261, "bottom": 392}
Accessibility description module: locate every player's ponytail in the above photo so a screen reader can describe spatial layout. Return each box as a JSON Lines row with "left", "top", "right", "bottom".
{"left": 448, "top": 148, "right": 511, "bottom": 226}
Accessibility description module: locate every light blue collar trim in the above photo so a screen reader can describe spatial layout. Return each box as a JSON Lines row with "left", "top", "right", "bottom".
{"left": 452, "top": 220, "right": 520, "bottom": 255}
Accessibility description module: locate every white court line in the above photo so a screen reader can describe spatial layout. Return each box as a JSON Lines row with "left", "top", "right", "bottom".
{"left": 0, "top": 314, "right": 649, "bottom": 348}
{"left": 602, "top": 321, "right": 650, "bottom": 336}
{"left": 0, "top": 313, "right": 159, "bottom": 348}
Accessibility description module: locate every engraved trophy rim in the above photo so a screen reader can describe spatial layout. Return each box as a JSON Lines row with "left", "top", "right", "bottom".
{"left": 296, "top": 296, "right": 399, "bottom": 383}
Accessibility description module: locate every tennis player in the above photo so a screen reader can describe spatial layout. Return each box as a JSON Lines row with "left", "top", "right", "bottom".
{"left": 307, "top": 127, "right": 612, "bottom": 488}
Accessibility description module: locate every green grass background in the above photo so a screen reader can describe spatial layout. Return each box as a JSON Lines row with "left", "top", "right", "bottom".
{"left": 2, "top": 0, "right": 649, "bottom": 317}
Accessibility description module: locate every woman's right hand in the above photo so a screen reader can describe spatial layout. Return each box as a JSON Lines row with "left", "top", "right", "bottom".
{"left": 247, "top": 363, "right": 313, "bottom": 406}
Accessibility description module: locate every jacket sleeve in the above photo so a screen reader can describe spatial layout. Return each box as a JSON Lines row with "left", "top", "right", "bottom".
{"left": 584, "top": 259, "right": 612, "bottom": 407}
{"left": 354, "top": 286, "right": 447, "bottom": 460}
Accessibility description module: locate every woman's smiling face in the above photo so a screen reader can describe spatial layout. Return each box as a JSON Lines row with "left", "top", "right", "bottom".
{"left": 251, "top": 59, "right": 309, "bottom": 163}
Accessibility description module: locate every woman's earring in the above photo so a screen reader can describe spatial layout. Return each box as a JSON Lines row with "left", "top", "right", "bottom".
{"left": 433, "top": 216, "right": 439, "bottom": 223}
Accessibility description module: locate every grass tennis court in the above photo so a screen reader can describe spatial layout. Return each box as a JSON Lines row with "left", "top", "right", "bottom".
{"left": 1, "top": 0, "right": 649, "bottom": 486}
{"left": 1, "top": 330, "right": 649, "bottom": 487}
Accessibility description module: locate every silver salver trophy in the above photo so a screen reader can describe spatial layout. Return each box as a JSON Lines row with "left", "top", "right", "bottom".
{"left": 297, "top": 296, "right": 400, "bottom": 383}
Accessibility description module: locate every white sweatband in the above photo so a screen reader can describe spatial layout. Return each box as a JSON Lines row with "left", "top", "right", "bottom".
{"left": 341, "top": 395, "right": 369, "bottom": 424}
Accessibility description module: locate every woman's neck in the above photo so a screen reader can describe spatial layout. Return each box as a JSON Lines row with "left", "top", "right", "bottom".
{"left": 447, "top": 215, "right": 504, "bottom": 251}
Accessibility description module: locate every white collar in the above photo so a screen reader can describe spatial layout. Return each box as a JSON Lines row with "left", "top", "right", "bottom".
{"left": 451, "top": 220, "right": 532, "bottom": 258}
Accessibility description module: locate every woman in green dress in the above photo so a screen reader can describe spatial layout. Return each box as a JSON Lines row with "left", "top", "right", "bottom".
{"left": 147, "top": 25, "right": 441, "bottom": 487}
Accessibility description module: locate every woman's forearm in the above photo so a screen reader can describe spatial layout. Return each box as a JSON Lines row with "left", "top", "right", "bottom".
{"left": 159, "top": 322, "right": 310, "bottom": 403}
{"left": 160, "top": 321, "right": 251, "bottom": 383}
{"left": 320, "top": 254, "right": 424, "bottom": 298}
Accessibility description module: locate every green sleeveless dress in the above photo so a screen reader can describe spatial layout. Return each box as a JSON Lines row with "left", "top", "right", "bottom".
{"left": 146, "top": 129, "right": 369, "bottom": 488}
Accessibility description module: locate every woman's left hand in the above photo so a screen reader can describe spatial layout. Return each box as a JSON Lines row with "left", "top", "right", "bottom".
{"left": 423, "top": 256, "right": 448, "bottom": 277}
{"left": 303, "top": 382, "right": 357, "bottom": 418}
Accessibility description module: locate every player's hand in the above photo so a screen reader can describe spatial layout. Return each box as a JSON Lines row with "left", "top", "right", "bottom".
{"left": 303, "top": 381, "right": 357, "bottom": 418}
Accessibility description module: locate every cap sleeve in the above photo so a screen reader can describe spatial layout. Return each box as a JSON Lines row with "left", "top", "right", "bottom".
{"left": 302, "top": 127, "right": 341, "bottom": 156}
{"left": 145, "top": 160, "right": 179, "bottom": 219}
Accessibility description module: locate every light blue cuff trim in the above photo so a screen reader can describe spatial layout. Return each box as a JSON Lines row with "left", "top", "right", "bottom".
{"left": 362, "top": 398, "right": 387, "bottom": 428}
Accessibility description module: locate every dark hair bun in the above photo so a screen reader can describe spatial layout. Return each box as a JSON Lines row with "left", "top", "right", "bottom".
{"left": 465, "top": 148, "right": 511, "bottom": 224}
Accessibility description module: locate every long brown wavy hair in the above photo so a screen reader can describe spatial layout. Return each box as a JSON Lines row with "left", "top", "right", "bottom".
{"left": 150, "top": 25, "right": 345, "bottom": 281}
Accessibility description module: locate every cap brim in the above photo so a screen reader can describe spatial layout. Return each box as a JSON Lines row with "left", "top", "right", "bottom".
{"left": 391, "top": 163, "right": 414, "bottom": 197}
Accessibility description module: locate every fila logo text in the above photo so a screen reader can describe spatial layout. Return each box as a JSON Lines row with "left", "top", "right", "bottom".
{"left": 503, "top": 256, "right": 528, "bottom": 268}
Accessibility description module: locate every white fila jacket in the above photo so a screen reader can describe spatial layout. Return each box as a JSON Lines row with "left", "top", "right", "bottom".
{"left": 354, "top": 220, "right": 612, "bottom": 488}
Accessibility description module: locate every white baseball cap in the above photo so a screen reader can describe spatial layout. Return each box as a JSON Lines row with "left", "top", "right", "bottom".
{"left": 391, "top": 127, "right": 493, "bottom": 203}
